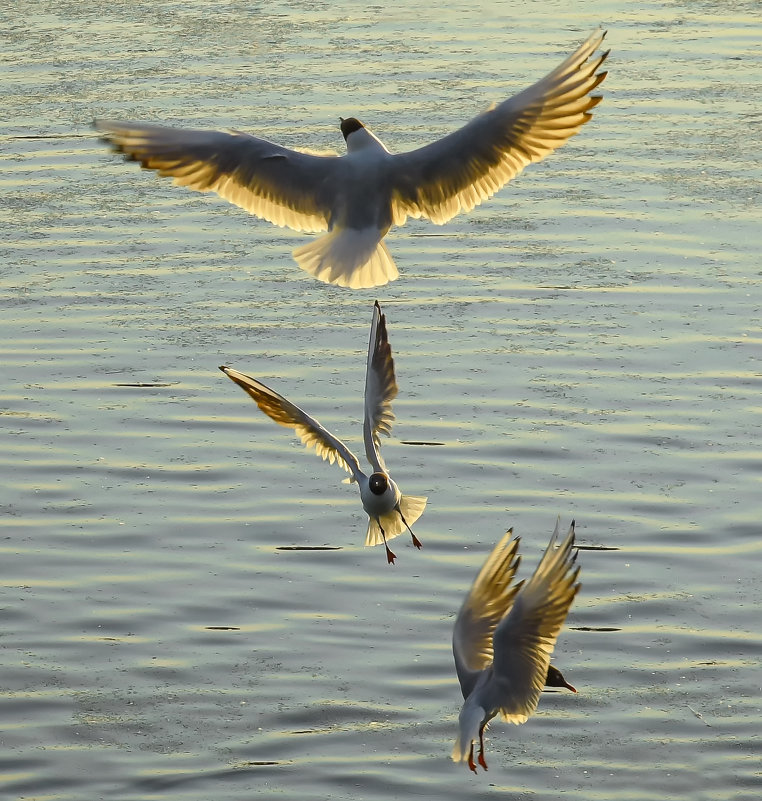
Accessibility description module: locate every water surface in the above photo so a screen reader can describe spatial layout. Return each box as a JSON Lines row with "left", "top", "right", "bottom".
{"left": 2, "top": 1, "right": 760, "bottom": 799}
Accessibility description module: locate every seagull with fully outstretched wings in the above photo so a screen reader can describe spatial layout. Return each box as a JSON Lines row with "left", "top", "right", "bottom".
{"left": 452, "top": 520, "right": 580, "bottom": 772}
{"left": 96, "top": 31, "right": 609, "bottom": 289}
{"left": 220, "top": 301, "right": 426, "bottom": 563}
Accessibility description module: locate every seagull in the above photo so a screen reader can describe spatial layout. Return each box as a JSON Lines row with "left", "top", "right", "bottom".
{"left": 452, "top": 519, "right": 580, "bottom": 772}
{"left": 219, "top": 301, "right": 426, "bottom": 563}
{"left": 95, "top": 30, "right": 609, "bottom": 289}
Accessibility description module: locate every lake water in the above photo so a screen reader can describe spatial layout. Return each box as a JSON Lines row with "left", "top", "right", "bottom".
{"left": 2, "top": 1, "right": 760, "bottom": 799}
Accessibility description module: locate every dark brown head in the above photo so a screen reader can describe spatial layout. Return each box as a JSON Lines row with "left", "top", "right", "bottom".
{"left": 545, "top": 665, "right": 577, "bottom": 693}
{"left": 340, "top": 117, "right": 365, "bottom": 141}
{"left": 368, "top": 472, "right": 389, "bottom": 495}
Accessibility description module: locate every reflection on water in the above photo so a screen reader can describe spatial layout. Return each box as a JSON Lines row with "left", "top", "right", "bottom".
{"left": 2, "top": 1, "right": 761, "bottom": 799}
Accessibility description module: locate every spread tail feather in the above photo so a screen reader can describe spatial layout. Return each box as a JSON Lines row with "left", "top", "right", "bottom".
{"left": 452, "top": 702, "right": 485, "bottom": 763}
{"left": 293, "top": 228, "right": 399, "bottom": 289}
{"left": 365, "top": 495, "right": 428, "bottom": 547}
{"left": 399, "top": 494, "right": 427, "bottom": 528}
{"left": 450, "top": 734, "right": 470, "bottom": 764}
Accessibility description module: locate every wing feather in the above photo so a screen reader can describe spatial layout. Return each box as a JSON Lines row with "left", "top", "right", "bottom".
{"left": 389, "top": 30, "right": 609, "bottom": 225}
{"left": 219, "top": 366, "right": 362, "bottom": 480}
{"left": 492, "top": 520, "right": 580, "bottom": 724}
{"left": 95, "top": 120, "right": 337, "bottom": 232}
{"left": 452, "top": 530, "right": 524, "bottom": 699}
{"left": 363, "top": 301, "right": 398, "bottom": 473}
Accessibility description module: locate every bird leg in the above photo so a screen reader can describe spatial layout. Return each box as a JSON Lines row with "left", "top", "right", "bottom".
{"left": 467, "top": 742, "right": 477, "bottom": 773}
{"left": 397, "top": 507, "right": 422, "bottom": 549}
{"left": 477, "top": 725, "right": 488, "bottom": 771}
{"left": 377, "top": 520, "right": 396, "bottom": 565}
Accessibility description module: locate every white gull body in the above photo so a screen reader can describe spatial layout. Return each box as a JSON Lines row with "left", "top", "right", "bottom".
{"left": 96, "top": 31, "right": 609, "bottom": 289}
{"left": 220, "top": 301, "right": 426, "bottom": 563}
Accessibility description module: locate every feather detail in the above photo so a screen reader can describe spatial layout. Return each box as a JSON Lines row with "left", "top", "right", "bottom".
{"left": 293, "top": 228, "right": 398, "bottom": 289}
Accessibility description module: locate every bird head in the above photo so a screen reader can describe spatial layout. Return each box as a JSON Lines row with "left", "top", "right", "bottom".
{"left": 545, "top": 665, "right": 577, "bottom": 693}
{"left": 339, "top": 117, "right": 365, "bottom": 141}
{"left": 368, "top": 472, "right": 389, "bottom": 496}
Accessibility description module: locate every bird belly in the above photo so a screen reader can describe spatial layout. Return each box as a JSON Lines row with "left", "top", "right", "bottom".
{"left": 359, "top": 480, "right": 400, "bottom": 518}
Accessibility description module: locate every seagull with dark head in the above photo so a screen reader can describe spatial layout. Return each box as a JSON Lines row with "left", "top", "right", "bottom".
{"left": 220, "top": 301, "right": 426, "bottom": 563}
{"left": 95, "top": 31, "right": 609, "bottom": 289}
{"left": 452, "top": 520, "right": 580, "bottom": 772}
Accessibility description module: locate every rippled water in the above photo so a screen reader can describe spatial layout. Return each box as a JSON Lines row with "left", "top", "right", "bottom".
{"left": 2, "top": 1, "right": 760, "bottom": 799}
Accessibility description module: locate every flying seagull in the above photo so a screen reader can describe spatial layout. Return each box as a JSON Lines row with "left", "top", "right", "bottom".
{"left": 220, "top": 301, "right": 426, "bottom": 563}
{"left": 452, "top": 520, "right": 580, "bottom": 772}
{"left": 95, "top": 30, "right": 609, "bottom": 289}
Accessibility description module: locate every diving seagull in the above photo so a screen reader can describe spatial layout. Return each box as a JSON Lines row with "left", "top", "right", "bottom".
{"left": 219, "top": 301, "right": 426, "bottom": 563}
{"left": 95, "top": 30, "right": 609, "bottom": 289}
{"left": 452, "top": 520, "right": 580, "bottom": 772}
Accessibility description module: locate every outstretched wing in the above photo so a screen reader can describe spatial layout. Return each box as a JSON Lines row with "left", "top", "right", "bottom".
{"left": 492, "top": 519, "right": 580, "bottom": 724}
{"left": 389, "top": 30, "right": 609, "bottom": 225}
{"left": 452, "top": 530, "right": 524, "bottom": 699}
{"left": 96, "top": 120, "right": 339, "bottom": 232}
{"left": 362, "top": 301, "right": 398, "bottom": 474}
{"left": 220, "top": 366, "right": 362, "bottom": 480}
